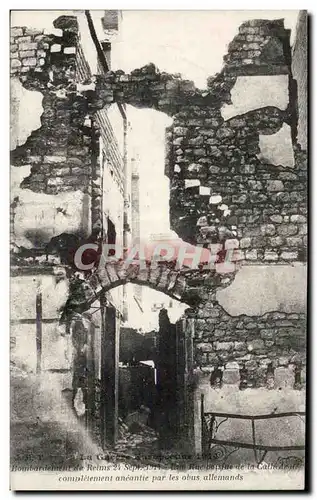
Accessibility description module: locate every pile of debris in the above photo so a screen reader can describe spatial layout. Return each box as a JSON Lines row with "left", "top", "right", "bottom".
{"left": 114, "top": 407, "right": 159, "bottom": 458}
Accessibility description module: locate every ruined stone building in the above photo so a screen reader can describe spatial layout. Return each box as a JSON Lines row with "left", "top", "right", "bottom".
{"left": 10, "top": 10, "right": 307, "bottom": 460}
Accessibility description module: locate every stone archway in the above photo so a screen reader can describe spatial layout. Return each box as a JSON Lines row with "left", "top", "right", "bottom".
{"left": 61, "top": 257, "right": 237, "bottom": 322}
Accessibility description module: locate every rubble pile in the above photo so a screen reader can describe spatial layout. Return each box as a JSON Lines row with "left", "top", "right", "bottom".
{"left": 114, "top": 417, "right": 159, "bottom": 458}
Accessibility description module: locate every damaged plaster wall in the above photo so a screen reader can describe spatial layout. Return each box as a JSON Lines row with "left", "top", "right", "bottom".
{"left": 257, "top": 122, "right": 295, "bottom": 167}
{"left": 220, "top": 74, "right": 289, "bottom": 120}
{"left": 217, "top": 264, "right": 306, "bottom": 316}
{"left": 11, "top": 272, "right": 70, "bottom": 374}
{"left": 10, "top": 77, "right": 43, "bottom": 150}
{"left": 11, "top": 165, "right": 90, "bottom": 249}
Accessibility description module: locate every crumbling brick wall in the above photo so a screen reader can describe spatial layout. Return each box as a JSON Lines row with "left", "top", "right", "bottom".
{"left": 11, "top": 14, "right": 306, "bottom": 396}
{"left": 164, "top": 20, "right": 306, "bottom": 266}
{"left": 12, "top": 17, "right": 306, "bottom": 265}
{"left": 11, "top": 17, "right": 93, "bottom": 197}
{"left": 192, "top": 300, "right": 306, "bottom": 389}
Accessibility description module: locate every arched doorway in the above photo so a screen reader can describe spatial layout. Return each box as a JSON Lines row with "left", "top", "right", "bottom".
{"left": 66, "top": 277, "right": 197, "bottom": 457}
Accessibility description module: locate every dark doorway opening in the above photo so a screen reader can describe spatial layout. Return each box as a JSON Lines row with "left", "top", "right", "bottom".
{"left": 107, "top": 217, "right": 116, "bottom": 256}
{"left": 72, "top": 284, "right": 193, "bottom": 459}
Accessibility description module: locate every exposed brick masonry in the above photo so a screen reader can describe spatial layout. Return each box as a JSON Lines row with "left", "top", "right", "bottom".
{"left": 11, "top": 17, "right": 307, "bottom": 267}
{"left": 191, "top": 300, "right": 306, "bottom": 389}
{"left": 11, "top": 17, "right": 92, "bottom": 197}
{"left": 10, "top": 15, "right": 306, "bottom": 390}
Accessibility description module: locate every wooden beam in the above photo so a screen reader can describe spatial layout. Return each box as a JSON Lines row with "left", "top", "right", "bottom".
{"left": 11, "top": 318, "right": 59, "bottom": 324}
{"left": 100, "top": 304, "right": 119, "bottom": 447}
